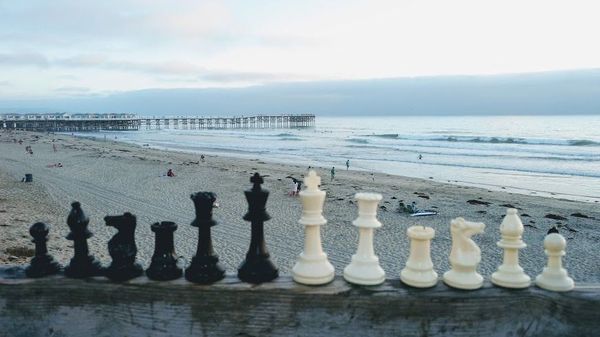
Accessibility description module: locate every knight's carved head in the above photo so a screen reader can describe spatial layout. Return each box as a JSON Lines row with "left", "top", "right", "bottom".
{"left": 104, "top": 212, "right": 137, "bottom": 232}
{"left": 450, "top": 217, "right": 485, "bottom": 237}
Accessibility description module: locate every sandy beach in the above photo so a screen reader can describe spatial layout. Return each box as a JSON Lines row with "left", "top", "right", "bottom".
{"left": 1, "top": 129, "right": 599, "bottom": 282}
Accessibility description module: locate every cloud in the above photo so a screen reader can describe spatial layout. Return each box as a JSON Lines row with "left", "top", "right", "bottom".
{"left": 0, "top": 52, "right": 48, "bottom": 67}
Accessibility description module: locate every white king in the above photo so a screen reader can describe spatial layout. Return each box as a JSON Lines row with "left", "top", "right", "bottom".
{"left": 535, "top": 232, "right": 574, "bottom": 292}
{"left": 343, "top": 192, "right": 386, "bottom": 285}
{"left": 443, "top": 217, "right": 485, "bottom": 290}
{"left": 491, "top": 208, "right": 531, "bottom": 288}
{"left": 292, "top": 170, "right": 335, "bottom": 285}
{"left": 400, "top": 225, "right": 438, "bottom": 288}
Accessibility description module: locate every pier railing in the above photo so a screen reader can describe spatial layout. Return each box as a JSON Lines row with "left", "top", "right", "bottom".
{"left": 0, "top": 113, "right": 316, "bottom": 132}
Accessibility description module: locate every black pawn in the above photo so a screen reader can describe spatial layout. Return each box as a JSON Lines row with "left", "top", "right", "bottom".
{"left": 64, "top": 202, "right": 104, "bottom": 278}
{"left": 25, "top": 222, "right": 61, "bottom": 278}
{"left": 104, "top": 213, "right": 143, "bottom": 281}
{"left": 146, "top": 221, "right": 183, "bottom": 281}
{"left": 185, "top": 192, "right": 226, "bottom": 284}
{"left": 237, "top": 173, "right": 279, "bottom": 283}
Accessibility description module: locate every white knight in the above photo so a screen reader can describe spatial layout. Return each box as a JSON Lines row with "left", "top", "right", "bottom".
{"left": 443, "top": 217, "right": 485, "bottom": 290}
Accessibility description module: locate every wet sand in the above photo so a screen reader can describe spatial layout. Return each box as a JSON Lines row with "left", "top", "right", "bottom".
{"left": 1, "top": 129, "right": 599, "bottom": 281}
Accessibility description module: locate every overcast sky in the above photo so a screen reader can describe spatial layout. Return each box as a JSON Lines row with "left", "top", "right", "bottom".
{"left": 1, "top": 0, "right": 600, "bottom": 99}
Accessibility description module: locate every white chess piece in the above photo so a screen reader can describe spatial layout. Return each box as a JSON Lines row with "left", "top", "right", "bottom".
{"left": 292, "top": 170, "right": 335, "bottom": 285}
{"left": 535, "top": 233, "right": 574, "bottom": 292}
{"left": 400, "top": 226, "right": 438, "bottom": 288}
{"left": 491, "top": 208, "right": 531, "bottom": 288}
{"left": 443, "top": 217, "right": 485, "bottom": 290}
{"left": 343, "top": 193, "right": 385, "bottom": 285}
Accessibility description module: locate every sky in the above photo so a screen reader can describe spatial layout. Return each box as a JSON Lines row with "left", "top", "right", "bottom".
{"left": 1, "top": 0, "right": 600, "bottom": 101}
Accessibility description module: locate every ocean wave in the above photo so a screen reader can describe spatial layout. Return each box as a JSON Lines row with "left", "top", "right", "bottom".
{"left": 346, "top": 138, "right": 369, "bottom": 144}
{"left": 364, "top": 133, "right": 399, "bottom": 139}
{"left": 568, "top": 139, "right": 600, "bottom": 146}
{"left": 279, "top": 136, "right": 303, "bottom": 141}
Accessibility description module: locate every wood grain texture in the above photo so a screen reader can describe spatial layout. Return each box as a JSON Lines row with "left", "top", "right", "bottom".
{"left": 1, "top": 266, "right": 599, "bottom": 337}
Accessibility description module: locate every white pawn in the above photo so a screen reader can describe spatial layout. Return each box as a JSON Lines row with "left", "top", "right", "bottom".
{"left": 443, "top": 217, "right": 485, "bottom": 290}
{"left": 343, "top": 193, "right": 385, "bottom": 285}
{"left": 535, "top": 232, "right": 574, "bottom": 292}
{"left": 401, "top": 226, "right": 438, "bottom": 288}
{"left": 292, "top": 170, "right": 335, "bottom": 285}
{"left": 491, "top": 209, "right": 531, "bottom": 288}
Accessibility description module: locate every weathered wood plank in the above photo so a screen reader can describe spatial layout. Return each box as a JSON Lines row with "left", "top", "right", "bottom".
{"left": 1, "top": 266, "right": 599, "bottom": 337}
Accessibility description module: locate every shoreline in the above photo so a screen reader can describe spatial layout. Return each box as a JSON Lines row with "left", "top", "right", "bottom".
{"left": 1, "top": 129, "right": 599, "bottom": 281}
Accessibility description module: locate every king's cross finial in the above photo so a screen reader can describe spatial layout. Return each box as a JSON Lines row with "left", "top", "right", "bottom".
{"left": 250, "top": 172, "right": 263, "bottom": 190}
{"left": 304, "top": 170, "right": 320, "bottom": 192}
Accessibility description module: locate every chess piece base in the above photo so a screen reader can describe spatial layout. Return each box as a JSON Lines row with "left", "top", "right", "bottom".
{"left": 146, "top": 259, "right": 183, "bottom": 281}
{"left": 443, "top": 270, "right": 483, "bottom": 290}
{"left": 105, "top": 263, "right": 143, "bottom": 282}
{"left": 292, "top": 252, "right": 335, "bottom": 285}
{"left": 343, "top": 255, "right": 385, "bottom": 286}
{"left": 238, "top": 257, "right": 279, "bottom": 284}
{"left": 491, "top": 268, "right": 531, "bottom": 289}
{"left": 400, "top": 268, "right": 438, "bottom": 288}
{"left": 25, "top": 255, "right": 61, "bottom": 278}
{"left": 185, "top": 255, "right": 226, "bottom": 284}
{"left": 535, "top": 269, "right": 574, "bottom": 292}
{"left": 64, "top": 255, "right": 104, "bottom": 278}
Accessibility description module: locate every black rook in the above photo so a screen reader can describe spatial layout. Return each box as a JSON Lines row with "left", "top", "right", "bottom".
{"left": 185, "top": 192, "right": 226, "bottom": 284}
{"left": 25, "top": 222, "right": 61, "bottom": 278}
{"left": 64, "top": 202, "right": 104, "bottom": 278}
{"left": 146, "top": 221, "right": 183, "bottom": 281}
{"left": 104, "top": 212, "right": 143, "bottom": 281}
{"left": 237, "top": 173, "right": 279, "bottom": 283}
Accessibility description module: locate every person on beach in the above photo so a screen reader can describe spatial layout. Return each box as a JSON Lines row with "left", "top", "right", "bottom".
{"left": 167, "top": 168, "right": 175, "bottom": 177}
{"left": 201, "top": 154, "right": 205, "bottom": 162}
{"left": 330, "top": 167, "right": 335, "bottom": 180}
{"left": 346, "top": 159, "right": 350, "bottom": 170}
{"left": 418, "top": 154, "right": 422, "bottom": 160}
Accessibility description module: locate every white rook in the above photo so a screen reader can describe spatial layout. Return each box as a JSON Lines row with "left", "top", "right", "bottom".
{"left": 292, "top": 170, "right": 335, "bottom": 285}
{"left": 536, "top": 233, "right": 574, "bottom": 292}
{"left": 343, "top": 193, "right": 385, "bottom": 285}
{"left": 491, "top": 208, "right": 531, "bottom": 288}
{"left": 401, "top": 225, "right": 438, "bottom": 288}
{"left": 443, "top": 217, "right": 485, "bottom": 290}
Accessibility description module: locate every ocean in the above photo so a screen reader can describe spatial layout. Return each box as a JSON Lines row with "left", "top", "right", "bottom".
{"left": 77, "top": 115, "right": 600, "bottom": 203}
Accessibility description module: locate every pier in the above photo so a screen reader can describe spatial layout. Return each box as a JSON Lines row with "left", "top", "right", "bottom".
{"left": 0, "top": 113, "right": 316, "bottom": 132}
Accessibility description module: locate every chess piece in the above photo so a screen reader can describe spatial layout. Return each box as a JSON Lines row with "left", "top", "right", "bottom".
{"left": 443, "top": 217, "right": 485, "bottom": 290}
{"left": 146, "top": 221, "right": 183, "bottom": 281}
{"left": 535, "top": 233, "right": 574, "bottom": 292}
{"left": 292, "top": 170, "right": 334, "bottom": 285}
{"left": 64, "top": 202, "right": 104, "bottom": 278}
{"left": 400, "top": 225, "right": 437, "bottom": 288}
{"left": 185, "top": 192, "right": 226, "bottom": 284}
{"left": 343, "top": 193, "right": 385, "bottom": 285}
{"left": 25, "top": 222, "right": 61, "bottom": 278}
{"left": 104, "top": 213, "right": 143, "bottom": 281}
{"left": 238, "top": 173, "right": 279, "bottom": 283}
{"left": 491, "top": 209, "right": 530, "bottom": 289}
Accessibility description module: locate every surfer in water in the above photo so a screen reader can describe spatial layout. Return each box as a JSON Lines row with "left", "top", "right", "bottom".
{"left": 418, "top": 154, "right": 423, "bottom": 160}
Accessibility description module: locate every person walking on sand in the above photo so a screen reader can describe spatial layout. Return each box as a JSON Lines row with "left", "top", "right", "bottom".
{"left": 167, "top": 168, "right": 175, "bottom": 177}
{"left": 53, "top": 143, "right": 57, "bottom": 152}
{"left": 330, "top": 167, "right": 335, "bottom": 181}
{"left": 346, "top": 159, "right": 350, "bottom": 170}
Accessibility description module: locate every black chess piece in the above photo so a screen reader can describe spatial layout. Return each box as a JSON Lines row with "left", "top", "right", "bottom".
{"left": 25, "top": 222, "right": 61, "bottom": 278}
{"left": 146, "top": 221, "right": 183, "bottom": 281}
{"left": 104, "top": 212, "right": 143, "bottom": 281}
{"left": 64, "top": 202, "right": 104, "bottom": 278}
{"left": 237, "top": 173, "right": 279, "bottom": 283}
{"left": 185, "top": 192, "right": 226, "bottom": 284}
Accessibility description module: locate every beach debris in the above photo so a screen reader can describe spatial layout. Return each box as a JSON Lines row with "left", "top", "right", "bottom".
{"left": 547, "top": 226, "right": 559, "bottom": 234}
{"left": 467, "top": 199, "right": 491, "bottom": 206}
{"left": 521, "top": 213, "right": 531, "bottom": 217}
{"left": 147, "top": 221, "right": 183, "bottom": 281}
{"left": 64, "top": 202, "right": 104, "bottom": 278}
{"left": 185, "top": 192, "right": 225, "bottom": 284}
{"left": 238, "top": 173, "right": 279, "bottom": 283}
{"left": 544, "top": 214, "right": 567, "bottom": 221}
{"left": 571, "top": 212, "right": 593, "bottom": 219}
